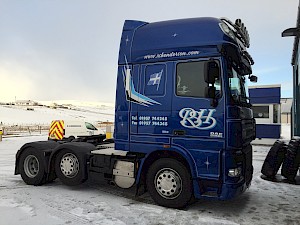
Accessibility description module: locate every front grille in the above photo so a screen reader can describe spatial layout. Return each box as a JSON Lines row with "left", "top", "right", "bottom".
{"left": 244, "top": 145, "right": 253, "bottom": 185}
{"left": 242, "top": 119, "right": 255, "bottom": 144}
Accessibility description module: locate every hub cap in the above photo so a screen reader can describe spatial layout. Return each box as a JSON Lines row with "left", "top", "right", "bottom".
{"left": 24, "top": 155, "right": 39, "bottom": 178}
{"left": 60, "top": 153, "right": 79, "bottom": 178}
{"left": 155, "top": 168, "right": 182, "bottom": 199}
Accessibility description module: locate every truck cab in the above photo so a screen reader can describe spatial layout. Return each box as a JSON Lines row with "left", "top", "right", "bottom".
{"left": 115, "top": 17, "right": 256, "bottom": 202}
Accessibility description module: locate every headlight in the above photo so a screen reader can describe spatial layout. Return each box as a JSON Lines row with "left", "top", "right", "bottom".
{"left": 228, "top": 167, "right": 242, "bottom": 177}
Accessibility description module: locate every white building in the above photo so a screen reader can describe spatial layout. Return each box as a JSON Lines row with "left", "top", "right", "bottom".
{"left": 15, "top": 100, "right": 38, "bottom": 106}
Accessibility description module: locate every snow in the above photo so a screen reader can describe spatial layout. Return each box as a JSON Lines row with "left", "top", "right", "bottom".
{"left": 0, "top": 104, "right": 114, "bottom": 125}
{"left": 0, "top": 135, "right": 299, "bottom": 225}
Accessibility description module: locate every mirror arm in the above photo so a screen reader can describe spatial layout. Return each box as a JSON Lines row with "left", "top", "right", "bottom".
{"left": 211, "top": 98, "right": 218, "bottom": 107}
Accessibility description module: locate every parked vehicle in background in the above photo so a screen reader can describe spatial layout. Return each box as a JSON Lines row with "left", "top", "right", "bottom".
{"left": 48, "top": 120, "right": 104, "bottom": 141}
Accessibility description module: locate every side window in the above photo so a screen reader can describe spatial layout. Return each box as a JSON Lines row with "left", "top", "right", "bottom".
{"left": 176, "top": 61, "right": 208, "bottom": 98}
{"left": 85, "top": 122, "right": 97, "bottom": 130}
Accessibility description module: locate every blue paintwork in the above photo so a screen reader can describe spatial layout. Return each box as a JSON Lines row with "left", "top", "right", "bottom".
{"left": 119, "top": 18, "right": 235, "bottom": 65}
{"left": 115, "top": 17, "right": 255, "bottom": 200}
{"left": 249, "top": 87, "right": 280, "bottom": 104}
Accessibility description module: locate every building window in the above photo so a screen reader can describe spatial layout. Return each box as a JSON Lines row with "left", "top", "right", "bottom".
{"left": 252, "top": 106, "right": 269, "bottom": 118}
{"left": 273, "top": 104, "right": 280, "bottom": 123}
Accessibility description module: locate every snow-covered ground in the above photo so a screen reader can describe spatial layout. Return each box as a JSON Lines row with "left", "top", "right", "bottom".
{"left": 0, "top": 104, "right": 114, "bottom": 125}
{"left": 0, "top": 135, "right": 299, "bottom": 225}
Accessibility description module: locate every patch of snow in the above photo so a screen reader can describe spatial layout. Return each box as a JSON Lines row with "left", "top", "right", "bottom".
{"left": 0, "top": 136, "right": 299, "bottom": 225}
{"left": 70, "top": 207, "right": 126, "bottom": 225}
{"left": 0, "top": 198, "right": 35, "bottom": 216}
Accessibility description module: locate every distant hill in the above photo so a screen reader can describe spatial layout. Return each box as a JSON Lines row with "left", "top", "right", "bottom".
{"left": 0, "top": 102, "right": 114, "bottom": 125}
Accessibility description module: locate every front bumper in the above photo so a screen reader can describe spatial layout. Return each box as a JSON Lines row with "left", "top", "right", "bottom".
{"left": 194, "top": 145, "right": 253, "bottom": 200}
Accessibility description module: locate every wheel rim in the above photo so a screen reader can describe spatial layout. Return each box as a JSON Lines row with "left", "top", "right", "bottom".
{"left": 155, "top": 168, "right": 182, "bottom": 199}
{"left": 60, "top": 153, "right": 79, "bottom": 178}
{"left": 24, "top": 155, "right": 39, "bottom": 178}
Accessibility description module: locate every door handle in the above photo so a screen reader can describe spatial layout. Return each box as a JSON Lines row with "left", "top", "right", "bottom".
{"left": 173, "top": 130, "right": 185, "bottom": 136}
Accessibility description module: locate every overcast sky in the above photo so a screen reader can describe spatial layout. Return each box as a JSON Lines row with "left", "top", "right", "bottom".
{"left": 0, "top": 0, "right": 298, "bottom": 103}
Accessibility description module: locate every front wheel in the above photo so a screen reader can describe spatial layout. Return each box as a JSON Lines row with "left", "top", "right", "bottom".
{"left": 55, "top": 149, "right": 87, "bottom": 186}
{"left": 146, "top": 158, "right": 193, "bottom": 208}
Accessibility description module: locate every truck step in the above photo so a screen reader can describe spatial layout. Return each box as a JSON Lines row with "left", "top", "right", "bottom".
{"left": 91, "top": 148, "right": 128, "bottom": 156}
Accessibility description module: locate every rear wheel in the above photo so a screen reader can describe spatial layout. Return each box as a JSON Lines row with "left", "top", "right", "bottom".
{"left": 55, "top": 149, "right": 87, "bottom": 186}
{"left": 146, "top": 158, "right": 193, "bottom": 208}
{"left": 19, "top": 148, "right": 47, "bottom": 185}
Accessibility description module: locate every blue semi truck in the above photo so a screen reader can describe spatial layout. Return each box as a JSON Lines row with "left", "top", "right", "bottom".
{"left": 15, "top": 17, "right": 257, "bottom": 208}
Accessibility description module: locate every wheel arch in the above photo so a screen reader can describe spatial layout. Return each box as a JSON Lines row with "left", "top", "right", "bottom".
{"left": 137, "top": 147, "right": 197, "bottom": 190}
{"left": 15, "top": 141, "right": 59, "bottom": 175}
{"left": 48, "top": 142, "right": 97, "bottom": 178}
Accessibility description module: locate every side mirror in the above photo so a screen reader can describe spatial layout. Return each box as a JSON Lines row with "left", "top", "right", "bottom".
{"left": 205, "top": 61, "right": 220, "bottom": 84}
{"left": 249, "top": 75, "right": 257, "bottom": 83}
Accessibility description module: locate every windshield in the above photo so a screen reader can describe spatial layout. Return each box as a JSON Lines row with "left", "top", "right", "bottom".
{"left": 229, "top": 67, "right": 249, "bottom": 104}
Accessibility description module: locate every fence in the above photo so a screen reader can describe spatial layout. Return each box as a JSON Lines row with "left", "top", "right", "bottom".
{"left": 0, "top": 122, "right": 115, "bottom": 137}
{"left": 1, "top": 124, "right": 50, "bottom": 136}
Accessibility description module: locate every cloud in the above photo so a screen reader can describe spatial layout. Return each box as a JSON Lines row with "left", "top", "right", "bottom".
{"left": 0, "top": 63, "right": 34, "bottom": 102}
{"left": 0, "top": 0, "right": 298, "bottom": 103}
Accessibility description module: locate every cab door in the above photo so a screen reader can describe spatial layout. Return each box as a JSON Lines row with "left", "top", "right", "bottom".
{"left": 171, "top": 58, "right": 225, "bottom": 179}
{"left": 130, "top": 62, "right": 173, "bottom": 147}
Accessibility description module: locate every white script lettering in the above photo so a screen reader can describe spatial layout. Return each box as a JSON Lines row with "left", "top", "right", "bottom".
{"left": 179, "top": 108, "right": 217, "bottom": 130}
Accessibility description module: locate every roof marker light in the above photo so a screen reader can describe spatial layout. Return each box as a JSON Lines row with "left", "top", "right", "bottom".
{"left": 220, "top": 18, "right": 250, "bottom": 48}
{"left": 219, "top": 22, "right": 235, "bottom": 40}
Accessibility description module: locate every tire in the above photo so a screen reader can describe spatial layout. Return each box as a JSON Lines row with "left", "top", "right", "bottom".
{"left": 55, "top": 149, "right": 87, "bottom": 186}
{"left": 281, "top": 139, "right": 300, "bottom": 181}
{"left": 19, "top": 147, "right": 47, "bottom": 186}
{"left": 146, "top": 158, "right": 193, "bottom": 208}
{"left": 261, "top": 140, "right": 287, "bottom": 178}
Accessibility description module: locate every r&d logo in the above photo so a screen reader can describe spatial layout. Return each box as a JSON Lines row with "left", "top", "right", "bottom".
{"left": 179, "top": 108, "right": 217, "bottom": 130}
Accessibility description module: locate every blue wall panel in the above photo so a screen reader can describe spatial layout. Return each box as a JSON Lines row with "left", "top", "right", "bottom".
{"left": 256, "top": 124, "right": 281, "bottom": 139}
{"left": 249, "top": 87, "right": 280, "bottom": 104}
